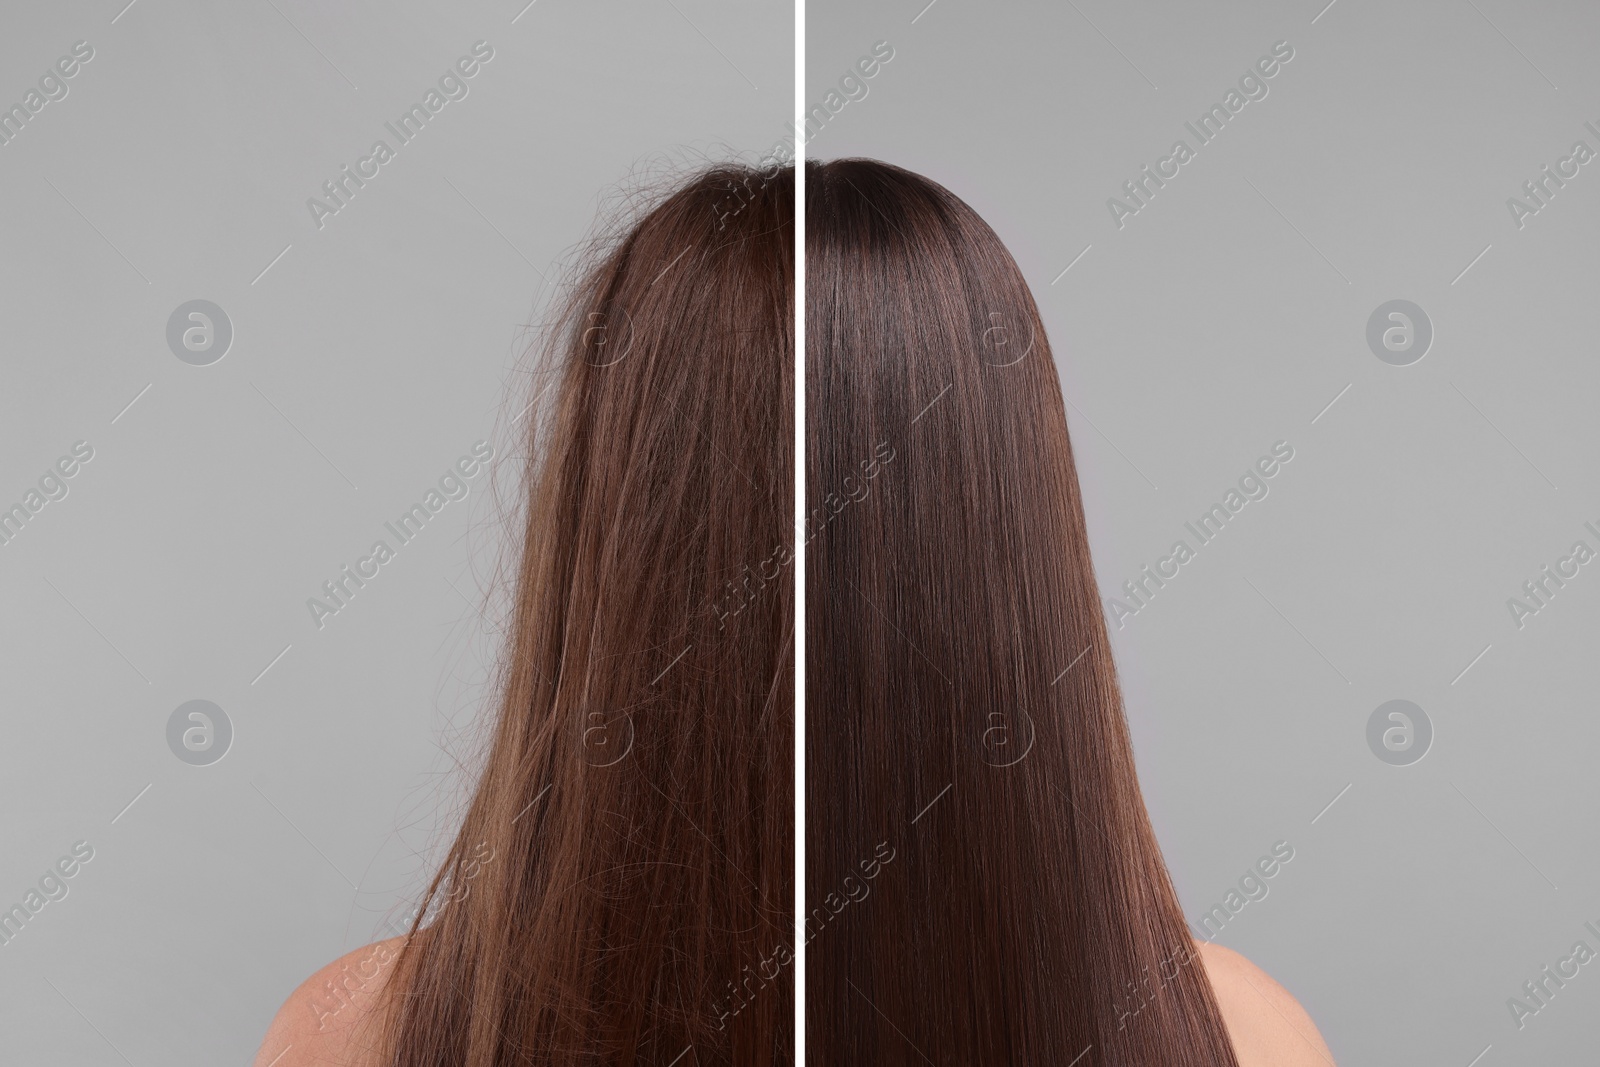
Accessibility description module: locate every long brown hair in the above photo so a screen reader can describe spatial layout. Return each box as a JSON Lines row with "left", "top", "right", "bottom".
{"left": 377, "top": 162, "right": 794, "bottom": 1065}
{"left": 805, "top": 158, "right": 1239, "bottom": 1065}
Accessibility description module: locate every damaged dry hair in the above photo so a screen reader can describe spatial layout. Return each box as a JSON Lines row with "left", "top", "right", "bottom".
{"left": 376, "top": 162, "right": 794, "bottom": 1066}
{"left": 805, "top": 158, "right": 1240, "bottom": 1066}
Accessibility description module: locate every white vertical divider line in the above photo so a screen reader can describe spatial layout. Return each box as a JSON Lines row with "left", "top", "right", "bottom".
{"left": 792, "top": 0, "right": 807, "bottom": 1059}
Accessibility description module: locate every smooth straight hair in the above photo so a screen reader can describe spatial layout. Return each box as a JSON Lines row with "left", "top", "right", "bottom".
{"left": 805, "top": 158, "right": 1240, "bottom": 1065}
{"left": 375, "top": 163, "right": 795, "bottom": 1066}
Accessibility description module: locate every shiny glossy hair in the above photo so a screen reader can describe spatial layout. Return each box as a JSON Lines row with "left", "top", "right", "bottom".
{"left": 377, "top": 162, "right": 794, "bottom": 1066}
{"left": 805, "top": 158, "right": 1239, "bottom": 1066}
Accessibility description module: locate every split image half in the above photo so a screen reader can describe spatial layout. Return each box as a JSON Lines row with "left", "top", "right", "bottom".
{"left": 5, "top": 2, "right": 1598, "bottom": 1066}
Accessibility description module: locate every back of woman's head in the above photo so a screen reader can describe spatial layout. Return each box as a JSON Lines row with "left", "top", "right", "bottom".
{"left": 805, "top": 158, "right": 1238, "bottom": 1066}
{"left": 380, "top": 161, "right": 794, "bottom": 1066}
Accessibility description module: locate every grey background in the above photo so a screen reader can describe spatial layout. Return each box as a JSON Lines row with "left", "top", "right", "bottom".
{"left": 0, "top": 2, "right": 790, "bottom": 1063}
{"left": 808, "top": 0, "right": 1600, "bottom": 1064}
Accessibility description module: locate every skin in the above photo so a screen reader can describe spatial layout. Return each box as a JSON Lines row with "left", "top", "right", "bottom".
{"left": 252, "top": 937, "right": 405, "bottom": 1067}
{"left": 256, "top": 937, "right": 1334, "bottom": 1066}
{"left": 1197, "top": 941, "right": 1338, "bottom": 1066}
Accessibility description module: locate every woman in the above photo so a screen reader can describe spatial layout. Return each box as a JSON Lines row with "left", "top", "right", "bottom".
{"left": 804, "top": 158, "right": 1335, "bottom": 1066}
{"left": 254, "top": 162, "right": 795, "bottom": 1066}
{"left": 255, "top": 157, "right": 1331, "bottom": 1066}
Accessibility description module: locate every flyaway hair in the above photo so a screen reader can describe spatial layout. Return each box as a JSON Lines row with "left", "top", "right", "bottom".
{"left": 805, "top": 158, "right": 1240, "bottom": 1066}
{"left": 377, "top": 163, "right": 794, "bottom": 1066}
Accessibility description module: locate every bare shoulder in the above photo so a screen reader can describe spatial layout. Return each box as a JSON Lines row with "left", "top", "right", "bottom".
{"left": 253, "top": 936, "right": 409, "bottom": 1067}
{"left": 1196, "top": 941, "right": 1336, "bottom": 1067}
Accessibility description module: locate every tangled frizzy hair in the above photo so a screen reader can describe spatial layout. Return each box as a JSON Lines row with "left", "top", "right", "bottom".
{"left": 377, "top": 161, "right": 795, "bottom": 1066}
